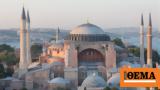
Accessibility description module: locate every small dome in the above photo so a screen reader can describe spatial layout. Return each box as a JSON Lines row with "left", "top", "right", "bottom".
{"left": 48, "top": 77, "right": 70, "bottom": 85}
{"left": 81, "top": 73, "right": 106, "bottom": 88}
{"left": 70, "top": 23, "right": 104, "bottom": 35}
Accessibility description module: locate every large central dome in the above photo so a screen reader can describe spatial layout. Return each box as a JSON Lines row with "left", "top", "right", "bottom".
{"left": 70, "top": 23, "right": 104, "bottom": 35}
{"left": 66, "top": 23, "right": 110, "bottom": 41}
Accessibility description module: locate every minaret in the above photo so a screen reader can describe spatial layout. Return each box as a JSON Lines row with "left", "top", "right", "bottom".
{"left": 26, "top": 10, "right": 32, "bottom": 65}
{"left": 147, "top": 13, "right": 152, "bottom": 67}
{"left": 19, "top": 7, "right": 27, "bottom": 77}
{"left": 56, "top": 27, "right": 60, "bottom": 42}
{"left": 140, "top": 14, "right": 145, "bottom": 65}
{"left": 42, "top": 39, "right": 47, "bottom": 56}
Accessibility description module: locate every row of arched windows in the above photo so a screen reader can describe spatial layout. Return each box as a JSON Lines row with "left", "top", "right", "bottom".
{"left": 67, "top": 34, "right": 110, "bottom": 41}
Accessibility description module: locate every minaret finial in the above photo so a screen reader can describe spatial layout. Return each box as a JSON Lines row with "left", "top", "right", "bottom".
{"left": 141, "top": 13, "right": 144, "bottom": 25}
{"left": 149, "top": 13, "right": 152, "bottom": 26}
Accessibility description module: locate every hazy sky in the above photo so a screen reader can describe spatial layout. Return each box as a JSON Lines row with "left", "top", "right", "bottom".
{"left": 0, "top": 0, "right": 159, "bottom": 29}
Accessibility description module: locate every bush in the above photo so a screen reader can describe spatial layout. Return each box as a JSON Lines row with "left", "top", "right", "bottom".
{"left": 0, "top": 44, "right": 14, "bottom": 52}
{"left": 128, "top": 46, "right": 160, "bottom": 67}
{"left": 104, "top": 86, "right": 111, "bottom": 90}
{"left": 112, "top": 38, "right": 125, "bottom": 48}
{"left": 0, "top": 64, "right": 5, "bottom": 78}
{"left": 5, "top": 67, "right": 14, "bottom": 77}
{"left": 21, "top": 87, "right": 28, "bottom": 90}
{"left": 0, "top": 44, "right": 18, "bottom": 77}
{"left": 31, "top": 44, "right": 42, "bottom": 61}
{"left": 128, "top": 47, "right": 140, "bottom": 57}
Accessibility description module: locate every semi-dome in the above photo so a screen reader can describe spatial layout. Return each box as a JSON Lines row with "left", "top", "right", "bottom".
{"left": 70, "top": 23, "right": 104, "bottom": 35}
{"left": 81, "top": 73, "right": 106, "bottom": 88}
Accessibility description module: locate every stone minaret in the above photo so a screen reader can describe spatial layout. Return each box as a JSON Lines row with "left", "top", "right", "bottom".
{"left": 147, "top": 13, "right": 152, "bottom": 67}
{"left": 140, "top": 14, "right": 145, "bottom": 65}
{"left": 26, "top": 10, "right": 32, "bottom": 65}
{"left": 19, "top": 7, "right": 27, "bottom": 77}
{"left": 56, "top": 27, "right": 60, "bottom": 42}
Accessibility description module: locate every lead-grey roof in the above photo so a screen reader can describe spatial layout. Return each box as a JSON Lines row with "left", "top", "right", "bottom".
{"left": 70, "top": 23, "right": 105, "bottom": 35}
{"left": 81, "top": 73, "right": 106, "bottom": 88}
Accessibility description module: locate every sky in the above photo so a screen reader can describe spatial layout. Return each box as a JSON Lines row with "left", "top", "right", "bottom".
{"left": 0, "top": 0, "right": 159, "bottom": 29}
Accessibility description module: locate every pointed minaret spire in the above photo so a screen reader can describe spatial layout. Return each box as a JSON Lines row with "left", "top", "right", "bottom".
{"left": 22, "top": 7, "right": 26, "bottom": 20}
{"left": 27, "top": 10, "right": 30, "bottom": 23}
{"left": 149, "top": 13, "right": 152, "bottom": 26}
{"left": 141, "top": 14, "right": 144, "bottom": 25}
{"left": 140, "top": 13, "right": 145, "bottom": 65}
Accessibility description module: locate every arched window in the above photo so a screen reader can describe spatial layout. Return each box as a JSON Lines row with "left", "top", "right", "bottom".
{"left": 78, "top": 48, "right": 104, "bottom": 66}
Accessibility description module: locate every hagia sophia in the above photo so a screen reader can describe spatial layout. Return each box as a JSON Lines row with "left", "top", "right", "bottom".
{"left": 0, "top": 6, "right": 155, "bottom": 90}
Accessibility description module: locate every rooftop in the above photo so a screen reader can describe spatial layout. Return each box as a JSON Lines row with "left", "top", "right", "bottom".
{"left": 70, "top": 23, "right": 105, "bottom": 35}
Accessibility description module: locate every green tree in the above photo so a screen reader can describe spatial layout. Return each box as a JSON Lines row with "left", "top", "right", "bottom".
{"left": 104, "top": 86, "right": 111, "bottom": 90}
{"left": 128, "top": 46, "right": 140, "bottom": 57}
{"left": 0, "top": 50, "right": 17, "bottom": 65}
{"left": 144, "top": 49, "right": 160, "bottom": 67}
{"left": 0, "top": 64, "right": 5, "bottom": 78}
{"left": 0, "top": 44, "right": 18, "bottom": 77}
{"left": 31, "top": 44, "right": 42, "bottom": 61}
{"left": 128, "top": 46, "right": 160, "bottom": 67}
{"left": 0, "top": 44, "right": 14, "bottom": 52}
{"left": 112, "top": 38, "right": 125, "bottom": 48}
{"left": 5, "top": 67, "right": 14, "bottom": 77}
{"left": 21, "top": 87, "right": 28, "bottom": 90}
{"left": 49, "top": 37, "right": 56, "bottom": 42}
{"left": 56, "top": 87, "right": 70, "bottom": 90}
{"left": 111, "top": 87, "right": 119, "bottom": 90}
{"left": 0, "top": 44, "right": 17, "bottom": 65}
